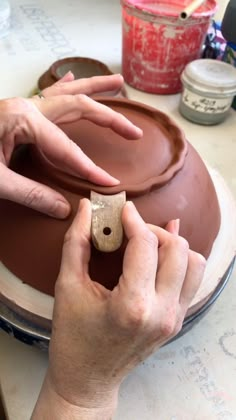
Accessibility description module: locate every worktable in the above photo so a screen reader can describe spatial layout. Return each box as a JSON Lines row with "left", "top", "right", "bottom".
{"left": 0, "top": 1, "right": 236, "bottom": 419}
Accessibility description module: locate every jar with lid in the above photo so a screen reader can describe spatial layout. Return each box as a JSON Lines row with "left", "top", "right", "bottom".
{"left": 179, "top": 59, "right": 236, "bottom": 125}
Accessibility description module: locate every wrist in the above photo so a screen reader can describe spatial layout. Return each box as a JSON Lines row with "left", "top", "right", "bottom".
{"left": 32, "top": 371, "right": 119, "bottom": 420}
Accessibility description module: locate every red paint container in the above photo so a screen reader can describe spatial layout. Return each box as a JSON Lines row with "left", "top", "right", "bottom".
{"left": 121, "top": 0, "right": 217, "bottom": 94}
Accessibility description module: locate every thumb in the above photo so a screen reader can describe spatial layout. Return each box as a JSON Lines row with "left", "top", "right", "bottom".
{"left": 0, "top": 164, "right": 70, "bottom": 218}
{"left": 60, "top": 198, "right": 92, "bottom": 281}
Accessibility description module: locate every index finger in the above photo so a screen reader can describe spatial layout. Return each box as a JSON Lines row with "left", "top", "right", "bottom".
{"left": 33, "top": 94, "right": 143, "bottom": 140}
{"left": 29, "top": 112, "right": 120, "bottom": 186}
{"left": 41, "top": 74, "right": 124, "bottom": 98}
{"left": 148, "top": 224, "right": 189, "bottom": 300}
{"left": 119, "top": 202, "right": 158, "bottom": 295}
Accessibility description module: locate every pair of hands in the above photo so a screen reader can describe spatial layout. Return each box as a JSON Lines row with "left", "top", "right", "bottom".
{"left": 0, "top": 73, "right": 206, "bottom": 419}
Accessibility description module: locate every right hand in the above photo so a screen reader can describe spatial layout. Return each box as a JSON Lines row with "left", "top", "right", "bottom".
{"left": 38, "top": 199, "right": 206, "bottom": 418}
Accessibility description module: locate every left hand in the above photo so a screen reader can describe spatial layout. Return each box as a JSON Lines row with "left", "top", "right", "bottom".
{"left": 0, "top": 73, "right": 142, "bottom": 218}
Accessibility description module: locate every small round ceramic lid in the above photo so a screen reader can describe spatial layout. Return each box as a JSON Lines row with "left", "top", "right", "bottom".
{"left": 181, "top": 59, "right": 236, "bottom": 95}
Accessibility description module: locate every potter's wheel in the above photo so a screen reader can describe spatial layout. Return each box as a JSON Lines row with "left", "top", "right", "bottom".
{"left": 0, "top": 169, "right": 235, "bottom": 348}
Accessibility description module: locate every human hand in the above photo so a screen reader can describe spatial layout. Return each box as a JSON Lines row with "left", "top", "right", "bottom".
{"left": 0, "top": 73, "right": 142, "bottom": 218}
{"left": 32, "top": 199, "right": 205, "bottom": 420}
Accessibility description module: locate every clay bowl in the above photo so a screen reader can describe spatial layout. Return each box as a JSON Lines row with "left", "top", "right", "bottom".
{"left": 38, "top": 56, "right": 127, "bottom": 98}
{"left": 0, "top": 98, "right": 221, "bottom": 305}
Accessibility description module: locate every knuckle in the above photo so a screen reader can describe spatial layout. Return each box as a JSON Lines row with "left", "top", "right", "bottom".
{"left": 173, "top": 315, "right": 184, "bottom": 336}
{"left": 123, "top": 300, "right": 151, "bottom": 331}
{"left": 54, "top": 274, "right": 71, "bottom": 301}
{"left": 172, "top": 322, "right": 182, "bottom": 337}
{"left": 177, "top": 236, "right": 189, "bottom": 251}
{"left": 139, "top": 229, "right": 158, "bottom": 249}
{"left": 160, "top": 303, "right": 180, "bottom": 338}
{"left": 53, "top": 81, "right": 65, "bottom": 91}
{"left": 48, "top": 80, "right": 72, "bottom": 96}
{"left": 23, "top": 186, "right": 45, "bottom": 207}
{"left": 63, "top": 226, "right": 77, "bottom": 247}
{"left": 23, "top": 187, "right": 60, "bottom": 217}
{"left": 55, "top": 272, "right": 67, "bottom": 292}
{"left": 76, "top": 93, "right": 88, "bottom": 103}
{"left": 63, "top": 224, "right": 87, "bottom": 249}
{"left": 73, "top": 94, "right": 91, "bottom": 115}
{"left": 63, "top": 228, "right": 73, "bottom": 245}
{"left": 169, "top": 235, "right": 189, "bottom": 252}
{"left": 192, "top": 252, "right": 207, "bottom": 271}
{"left": 160, "top": 318, "right": 176, "bottom": 338}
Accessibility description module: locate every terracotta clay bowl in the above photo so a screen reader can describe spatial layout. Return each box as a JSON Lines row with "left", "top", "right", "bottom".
{"left": 38, "top": 56, "right": 127, "bottom": 98}
{"left": 0, "top": 98, "right": 221, "bottom": 304}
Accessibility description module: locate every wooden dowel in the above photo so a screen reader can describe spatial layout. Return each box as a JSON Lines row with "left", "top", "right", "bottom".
{"left": 179, "top": 0, "right": 206, "bottom": 20}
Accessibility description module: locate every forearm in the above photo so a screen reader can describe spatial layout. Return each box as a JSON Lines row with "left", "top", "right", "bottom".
{"left": 31, "top": 373, "right": 118, "bottom": 420}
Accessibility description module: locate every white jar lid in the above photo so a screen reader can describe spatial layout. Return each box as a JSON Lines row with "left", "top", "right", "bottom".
{"left": 181, "top": 59, "right": 236, "bottom": 96}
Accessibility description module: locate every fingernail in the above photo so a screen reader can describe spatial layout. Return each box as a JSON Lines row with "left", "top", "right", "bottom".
{"left": 55, "top": 201, "right": 70, "bottom": 219}
{"left": 126, "top": 201, "right": 135, "bottom": 209}
{"left": 78, "top": 199, "right": 84, "bottom": 211}
{"left": 136, "top": 127, "right": 143, "bottom": 137}
{"left": 174, "top": 219, "right": 180, "bottom": 234}
{"left": 64, "top": 70, "right": 73, "bottom": 76}
{"left": 111, "top": 177, "right": 120, "bottom": 185}
{"left": 62, "top": 71, "right": 74, "bottom": 81}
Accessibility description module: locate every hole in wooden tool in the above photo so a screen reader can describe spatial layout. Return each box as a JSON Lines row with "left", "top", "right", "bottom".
{"left": 103, "top": 227, "right": 112, "bottom": 236}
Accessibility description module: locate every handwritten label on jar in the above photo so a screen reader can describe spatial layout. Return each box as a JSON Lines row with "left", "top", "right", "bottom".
{"left": 183, "top": 88, "right": 232, "bottom": 114}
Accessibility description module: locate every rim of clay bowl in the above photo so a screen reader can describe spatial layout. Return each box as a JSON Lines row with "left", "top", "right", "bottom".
{"left": 38, "top": 57, "right": 127, "bottom": 97}
{"left": 38, "top": 69, "right": 57, "bottom": 91}
{"left": 51, "top": 56, "right": 113, "bottom": 80}
{"left": 31, "top": 97, "right": 188, "bottom": 197}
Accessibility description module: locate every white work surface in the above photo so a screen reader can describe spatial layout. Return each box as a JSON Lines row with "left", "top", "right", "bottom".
{"left": 0, "top": 1, "right": 236, "bottom": 419}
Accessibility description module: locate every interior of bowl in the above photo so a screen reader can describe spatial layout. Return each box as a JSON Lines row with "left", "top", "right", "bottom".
{"left": 52, "top": 58, "right": 111, "bottom": 80}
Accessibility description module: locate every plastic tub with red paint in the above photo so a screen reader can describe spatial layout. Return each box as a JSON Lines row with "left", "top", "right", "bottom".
{"left": 121, "top": 0, "right": 217, "bottom": 94}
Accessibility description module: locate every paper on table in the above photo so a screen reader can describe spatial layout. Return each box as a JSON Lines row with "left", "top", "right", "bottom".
{"left": 0, "top": 0, "right": 122, "bottom": 98}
